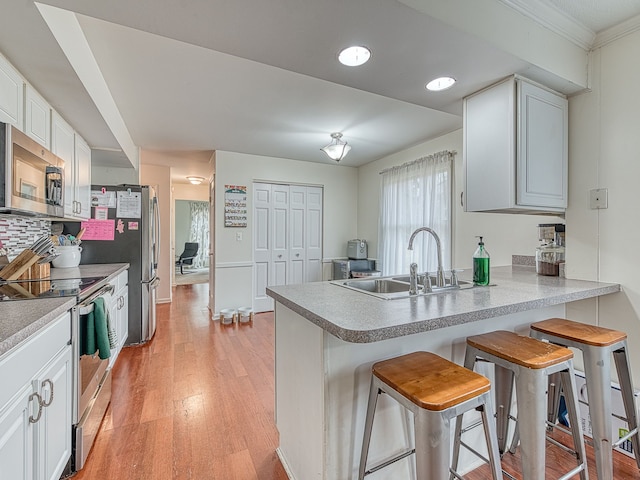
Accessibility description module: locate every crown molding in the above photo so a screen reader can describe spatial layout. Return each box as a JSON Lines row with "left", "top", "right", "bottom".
{"left": 498, "top": 0, "right": 595, "bottom": 50}
{"left": 594, "top": 13, "right": 640, "bottom": 49}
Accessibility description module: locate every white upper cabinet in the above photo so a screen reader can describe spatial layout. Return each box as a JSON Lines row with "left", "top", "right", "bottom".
{"left": 74, "top": 134, "right": 91, "bottom": 219}
{"left": 0, "top": 54, "right": 24, "bottom": 127}
{"left": 53, "top": 111, "right": 91, "bottom": 220}
{"left": 24, "top": 84, "right": 51, "bottom": 149}
{"left": 52, "top": 111, "right": 76, "bottom": 216}
{"left": 463, "top": 75, "right": 568, "bottom": 214}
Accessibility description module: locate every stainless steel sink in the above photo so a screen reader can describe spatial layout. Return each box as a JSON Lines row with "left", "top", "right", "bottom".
{"left": 331, "top": 275, "right": 476, "bottom": 300}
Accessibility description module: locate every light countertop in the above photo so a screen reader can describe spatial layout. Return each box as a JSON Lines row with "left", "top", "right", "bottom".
{"left": 0, "top": 263, "right": 129, "bottom": 357}
{"left": 267, "top": 265, "right": 620, "bottom": 343}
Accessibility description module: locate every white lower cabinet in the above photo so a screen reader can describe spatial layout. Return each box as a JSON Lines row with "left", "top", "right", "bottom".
{"left": 0, "top": 385, "right": 33, "bottom": 479}
{"left": 108, "top": 269, "right": 129, "bottom": 367}
{"left": 0, "top": 312, "right": 72, "bottom": 480}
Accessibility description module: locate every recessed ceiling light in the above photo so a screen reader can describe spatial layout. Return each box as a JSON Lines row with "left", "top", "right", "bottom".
{"left": 426, "top": 76, "right": 456, "bottom": 91}
{"left": 338, "top": 46, "right": 371, "bottom": 67}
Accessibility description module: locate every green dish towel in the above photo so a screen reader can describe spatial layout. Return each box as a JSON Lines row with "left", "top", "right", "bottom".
{"left": 81, "top": 297, "right": 111, "bottom": 360}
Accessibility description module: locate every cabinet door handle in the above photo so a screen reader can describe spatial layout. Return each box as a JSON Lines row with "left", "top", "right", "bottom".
{"left": 296, "top": 253, "right": 300, "bottom": 257}
{"left": 41, "top": 379, "right": 54, "bottom": 407}
{"left": 278, "top": 255, "right": 283, "bottom": 258}
{"left": 460, "top": 192, "right": 464, "bottom": 208}
{"left": 29, "top": 392, "right": 43, "bottom": 423}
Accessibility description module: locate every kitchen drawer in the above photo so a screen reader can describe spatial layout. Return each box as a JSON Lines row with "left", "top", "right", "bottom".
{"left": 0, "top": 311, "right": 70, "bottom": 409}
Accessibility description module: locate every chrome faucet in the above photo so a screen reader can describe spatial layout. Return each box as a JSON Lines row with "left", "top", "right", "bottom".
{"left": 407, "top": 227, "right": 446, "bottom": 293}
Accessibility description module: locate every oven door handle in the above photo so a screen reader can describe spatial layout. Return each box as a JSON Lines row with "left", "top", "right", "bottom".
{"left": 78, "top": 284, "right": 115, "bottom": 315}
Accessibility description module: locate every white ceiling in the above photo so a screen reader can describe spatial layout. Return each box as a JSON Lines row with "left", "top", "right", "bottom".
{"left": 1, "top": 0, "right": 640, "bottom": 182}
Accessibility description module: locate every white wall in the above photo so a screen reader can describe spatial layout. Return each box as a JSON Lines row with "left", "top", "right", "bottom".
{"left": 566, "top": 32, "right": 640, "bottom": 383}
{"left": 214, "top": 151, "right": 358, "bottom": 312}
{"left": 91, "top": 165, "right": 139, "bottom": 185}
{"left": 173, "top": 183, "right": 209, "bottom": 201}
{"left": 357, "top": 129, "right": 563, "bottom": 272}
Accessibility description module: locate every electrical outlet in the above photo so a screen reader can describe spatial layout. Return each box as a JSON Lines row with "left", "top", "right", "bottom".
{"left": 589, "top": 188, "right": 608, "bottom": 209}
{"left": 236, "top": 232, "right": 242, "bottom": 241}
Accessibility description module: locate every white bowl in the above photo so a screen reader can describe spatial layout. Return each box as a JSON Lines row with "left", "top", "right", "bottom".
{"left": 219, "top": 308, "right": 237, "bottom": 324}
{"left": 52, "top": 245, "right": 82, "bottom": 268}
{"left": 237, "top": 307, "right": 253, "bottom": 323}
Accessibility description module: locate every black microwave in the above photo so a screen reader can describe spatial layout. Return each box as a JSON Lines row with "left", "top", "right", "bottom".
{"left": 0, "top": 122, "right": 65, "bottom": 217}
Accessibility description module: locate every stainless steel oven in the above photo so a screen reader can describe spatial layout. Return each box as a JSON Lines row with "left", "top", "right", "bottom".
{"left": 0, "top": 122, "right": 65, "bottom": 217}
{"left": 71, "top": 282, "right": 115, "bottom": 472}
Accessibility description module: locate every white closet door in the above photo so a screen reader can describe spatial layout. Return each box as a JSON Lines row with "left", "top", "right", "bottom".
{"left": 253, "top": 182, "right": 324, "bottom": 312}
{"left": 306, "top": 187, "right": 323, "bottom": 282}
{"left": 271, "top": 185, "right": 289, "bottom": 287}
{"left": 253, "top": 183, "right": 273, "bottom": 312}
{"left": 289, "top": 186, "right": 306, "bottom": 285}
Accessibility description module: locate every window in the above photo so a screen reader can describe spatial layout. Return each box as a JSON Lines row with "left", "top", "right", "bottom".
{"left": 378, "top": 151, "right": 454, "bottom": 276}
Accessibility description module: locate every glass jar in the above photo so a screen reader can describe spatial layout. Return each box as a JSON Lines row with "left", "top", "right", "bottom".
{"left": 536, "top": 241, "right": 565, "bottom": 276}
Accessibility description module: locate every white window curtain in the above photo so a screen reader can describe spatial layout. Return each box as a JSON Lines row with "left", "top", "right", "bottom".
{"left": 377, "top": 150, "right": 454, "bottom": 276}
{"left": 188, "top": 201, "right": 210, "bottom": 268}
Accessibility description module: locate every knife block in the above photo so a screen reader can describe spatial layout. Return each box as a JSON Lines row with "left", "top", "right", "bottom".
{"left": 0, "top": 250, "right": 40, "bottom": 281}
{"left": 17, "top": 262, "right": 50, "bottom": 281}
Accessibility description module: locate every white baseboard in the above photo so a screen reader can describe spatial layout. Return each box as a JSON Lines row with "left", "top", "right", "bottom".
{"left": 275, "top": 448, "right": 295, "bottom": 480}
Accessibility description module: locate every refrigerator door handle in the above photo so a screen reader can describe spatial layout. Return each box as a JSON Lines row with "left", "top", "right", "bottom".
{"left": 152, "top": 195, "right": 160, "bottom": 269}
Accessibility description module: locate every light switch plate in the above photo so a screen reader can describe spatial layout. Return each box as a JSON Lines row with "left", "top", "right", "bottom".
{"left": 589, "top": 188, "right": 608, "bottom": 209}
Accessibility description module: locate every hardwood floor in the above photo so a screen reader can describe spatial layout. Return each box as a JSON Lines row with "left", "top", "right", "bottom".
{"left": 73, "top": 284, "right": 639, "bottom": 479}
{"left": 73, "top": 284, "right": 288, "bottom": 480}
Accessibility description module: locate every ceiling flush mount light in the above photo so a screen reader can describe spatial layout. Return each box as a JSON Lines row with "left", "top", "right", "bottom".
{"left": 426, "top": 76, "right": 456, "bottom": 91}
{"left": 320, "top": 132, "right": 351, "bottom": 162}
{"left": 338, "top": 46, "right": 371, "bottom": 67}
{"left": 186, "top": 176, "right": 205, "bottom": 185}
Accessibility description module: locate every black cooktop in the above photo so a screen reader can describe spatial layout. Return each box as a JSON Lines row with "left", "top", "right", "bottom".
{"left": 0, "top": 276, "right": 106, "bottom": 302}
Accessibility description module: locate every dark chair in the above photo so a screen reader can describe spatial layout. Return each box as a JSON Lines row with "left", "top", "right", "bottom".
{"left": 176, "top": 242, "right": 199, "bottom": 274}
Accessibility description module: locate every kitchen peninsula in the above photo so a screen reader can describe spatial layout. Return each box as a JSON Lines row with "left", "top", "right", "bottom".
{"left": 267, "top": 265, "right": 620, "bottom": 479}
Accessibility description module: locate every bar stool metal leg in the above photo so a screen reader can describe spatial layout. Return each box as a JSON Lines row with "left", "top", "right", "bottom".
{"left": 359, "top": 377, "right": 382, "bottom": 480}
{"left": 494, "top": 364, "right": 515, "bottom": 454}
{"left": 513, "top": 365, "right": 547, "bottom": 480}
{"left": 450, "top": 392, "right": 503, "bottom": 480}
{"left": 613, "top": 344, "right": 640, "bottom": 470}
{"left": 583, "top": 343, "right": 614, "bottom": 479}
{"left": 415, "top": 408, "right": 449, "bottom": 478}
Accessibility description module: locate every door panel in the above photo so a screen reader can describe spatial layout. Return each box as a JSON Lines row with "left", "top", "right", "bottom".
{"left": 289, "top": 186, "right": 306, "bottom": 284}
{"left": 271, "top": 185, "right": 288, "bottom": 286}
{"left": 253, "top": 183, "right": 272, "bottom": 312}
{"left": 306, "top": 187, "right": 323, "bottom": 282}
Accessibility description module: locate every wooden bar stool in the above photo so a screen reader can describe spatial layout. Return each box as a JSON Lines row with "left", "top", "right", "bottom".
{"left": 530, "top": 318, "right": 640, "bottom": 480}
{"left": 358, "top": 351, "right": 503, "bottom": 480}
{"left": 456, "top": 330, "right": 588, "bottom": 480}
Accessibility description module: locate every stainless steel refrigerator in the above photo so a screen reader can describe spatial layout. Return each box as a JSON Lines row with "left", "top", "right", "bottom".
{"left": 80, "top": 184, "right": 160, "bottom": 345}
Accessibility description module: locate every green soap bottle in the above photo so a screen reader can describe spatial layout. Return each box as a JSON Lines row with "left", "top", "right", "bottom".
{"left": 473, "top": 236, "right": 490, "bottom": 286}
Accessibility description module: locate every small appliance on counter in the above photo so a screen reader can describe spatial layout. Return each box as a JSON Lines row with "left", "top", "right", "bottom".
{"left": 347, "top": 239, "right": 368, "bottom": 259}
{"left": 536, "top": 223, "right": 565, "bottom": 276}
{"left": 332, "top": 259, "right": 380, "bottom": 279}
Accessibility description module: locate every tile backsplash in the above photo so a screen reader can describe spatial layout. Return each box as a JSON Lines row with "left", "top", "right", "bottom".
{"left": 0, "top": 215, "right": 51, "bottom": 259}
